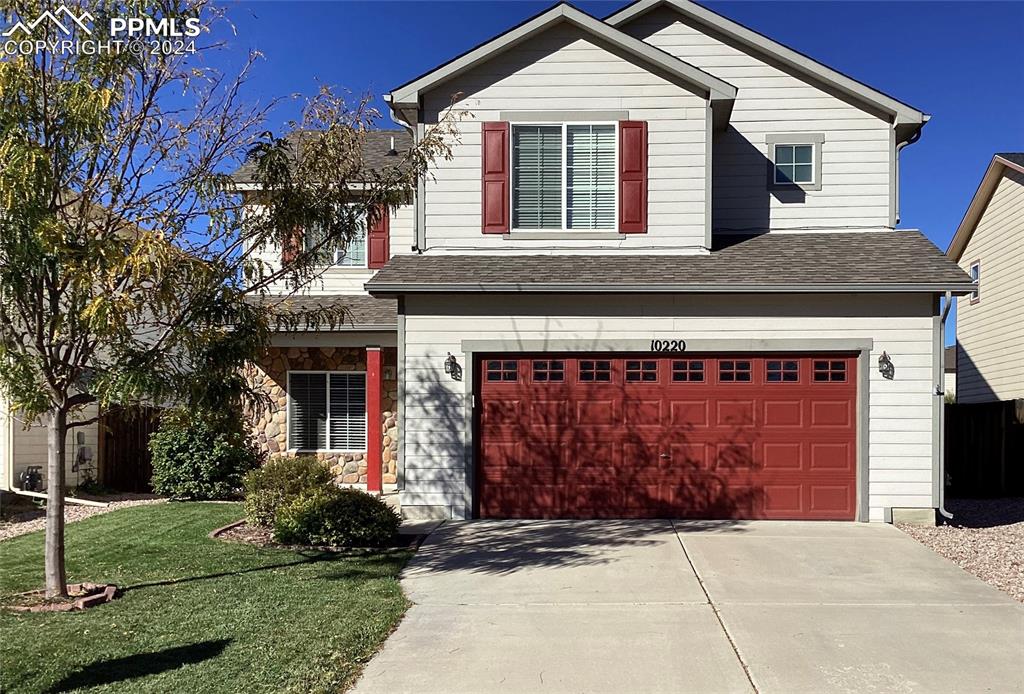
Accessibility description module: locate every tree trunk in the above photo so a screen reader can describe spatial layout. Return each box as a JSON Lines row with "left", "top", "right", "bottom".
{"left": 45, "top": 408, "right": 68, "bottom": 598}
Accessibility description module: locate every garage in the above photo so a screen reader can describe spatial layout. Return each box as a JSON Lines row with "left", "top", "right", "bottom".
{"left": 476, "top": 354, "right": 858, "bottom": 520}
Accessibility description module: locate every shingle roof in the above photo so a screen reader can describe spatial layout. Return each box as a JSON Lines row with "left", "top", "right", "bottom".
{"left": 248, "top": 294, "right": 397, "bottom": 329}
{"left": 231, "top": 130, "right": 412, "bottom": 184}
{"left": 996, "top": 152, "right": 1024, "bottom": 168}
{"left": 945, "top": 345, "right": 956, "bottom": 372}
{"left": 366, "top": 231, "right": 974, "bottom": 294}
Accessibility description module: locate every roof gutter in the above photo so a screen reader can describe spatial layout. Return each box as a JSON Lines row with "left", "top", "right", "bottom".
{"left": 367, "top": 282, "right": 979, "bottom": 295}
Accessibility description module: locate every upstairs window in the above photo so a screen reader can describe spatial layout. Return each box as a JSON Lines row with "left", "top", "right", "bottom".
{"left": 512, "top": 123, "right": 616, "bottom": 231}
{"left": 304, "top": 206, "right": 367, "bottom": 267}
{"left": 773, "top": 144, "right": 814, "bottom": 185}
{"left": 767, "top": 134, "right": 823, "bottom": 191}
{"left": 969, "top": 261, "right": 981, "bottom": 303}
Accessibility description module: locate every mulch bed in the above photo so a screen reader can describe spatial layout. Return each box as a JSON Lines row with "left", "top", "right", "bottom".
{"left": 212, "top": 520, "right": 421, "bottom": 553}
{"left": 3, "top": 583, "right": 120, "bottom": 613}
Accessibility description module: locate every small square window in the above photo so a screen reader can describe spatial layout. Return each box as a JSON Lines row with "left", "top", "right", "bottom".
{"left": 774, "top": 144, "right": 814, "bottom": 185}
{"left": 969, "top": 261, "right": 980, "bottom": 303}
{"left": 533, "top": 360, "right": 565, "bottom": 382}
{"left": 486, "top": 360, "right": 518, "bottom": 382}
{"left": 671, "top": 360, "right": 705, "bottom": 382}
{"left": 579, "top": 360, "right": 612, "bottom": 382}
{"left": 625, "top": 360, "right": 658, "bottom": 382}
{"left": 719, "top": 360, "right": 752, "bottom": 382}
{"left": 813, "top": 360, "right": 846, "bottom": 382}
{"left": 766, "top": 360, "right": 799, "bottom": 382}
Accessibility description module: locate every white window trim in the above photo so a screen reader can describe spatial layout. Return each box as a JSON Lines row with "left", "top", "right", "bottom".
{"left": 969, "top": 260, "right": 981, "bottom": 303}
{"left": 286, "top": 370, "right": 368, "bottom": 454}
{"left": 766, "top": 133, "right": 824, "bottom": 192}
{"left": 509, "top": 121, "right": 619, "bottom": 233}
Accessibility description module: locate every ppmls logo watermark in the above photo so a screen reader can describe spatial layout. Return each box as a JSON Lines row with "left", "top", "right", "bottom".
{"left": 2, "top": 6, "right": 201, "bottom": 56}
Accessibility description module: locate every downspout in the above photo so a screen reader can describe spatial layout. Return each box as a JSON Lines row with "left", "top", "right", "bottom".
{"left": 383, "top": 95, "right": 423, "bottom": 254}
{"left": 894, "top": 127, "right": 922, "bottom": 225}
{"left": 936, "top": 290, "right": 954, "bottom": 521}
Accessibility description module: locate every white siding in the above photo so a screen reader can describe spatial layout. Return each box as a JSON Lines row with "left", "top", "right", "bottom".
{"left": 420, "top": 22, "right": 709, "bottom": 251}
{"left": 956, "top": 169, "right": 1024, "bottom": 402}
{"left": 621, "top": 7, "right": 894, "bottom": 232}
{"left": 254, "top": 203, "right": 415, "bottom": 295}
{"left": 399, "top": 293, "right": 936, "bottom": 521}
{"left": 0, "top": 398, "right": 100, "bottom": 493}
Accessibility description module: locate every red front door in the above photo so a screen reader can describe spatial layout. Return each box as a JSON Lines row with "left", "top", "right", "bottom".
{"left": 476, "top": 354, "right": 857, "bottom": 520}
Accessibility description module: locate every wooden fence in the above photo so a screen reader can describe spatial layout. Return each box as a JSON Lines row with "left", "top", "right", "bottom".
{"left": 945, "top": 399, "right": 1024, "bottom": 497}
{"left": 98, "top": 406, "right": 162, "bottom": 493}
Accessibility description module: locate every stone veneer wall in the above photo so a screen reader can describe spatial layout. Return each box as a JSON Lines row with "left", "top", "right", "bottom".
{"left": 247, "top": 346, "right": 398, "bottom": 485}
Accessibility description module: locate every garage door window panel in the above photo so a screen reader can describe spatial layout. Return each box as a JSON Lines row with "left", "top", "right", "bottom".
{"left": 672, "top": 360, "right": 705, "bottom": 382}
{"left": 625, "top": 360, "right": 658, "bottom": 382}
{"left": 719, "top": 360, "right": 752, "bottom": 383}
{"left": 486, "top": 359, "right": 519, "bottom": 382}
{"left": 579, "top": 359, "right": 612, "bottom": 383}
{"left": 813, "top": 360, "right": 847, "bottom": 382}
{"left": 766, "top": 360, "right": 800, "bottom": 383}
{"left": 532, "top": 359, "right": 565, "bottom": 383}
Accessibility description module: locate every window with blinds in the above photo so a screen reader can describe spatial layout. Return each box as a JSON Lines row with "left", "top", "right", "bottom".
{"left": 511, "top": 123, "right": 616, "bottom": 230}
{"left": 566, "top": 124, "right": 615, "bottom": 229}
{"left": 512, "top": 125, "right": 562, "bottom": 229}
{"left": 288, "top": 372, "right": 368, "bottom": 451}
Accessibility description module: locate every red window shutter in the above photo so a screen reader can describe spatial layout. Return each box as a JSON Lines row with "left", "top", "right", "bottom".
{"left": 367, "top": 204, "right": 390, "bottom": 269}
{"left": 281, "top": 227, "right": 302, "bottom": 265}
{"left": 481, "top": 121, "right": 510, "bottom": 234}
{"left": 619, "top": 121, "right": 648, "bottom": 233}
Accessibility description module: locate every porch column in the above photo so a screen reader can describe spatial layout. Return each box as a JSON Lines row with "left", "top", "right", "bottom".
{"left": 366, "top": 346, "right": 383, "bottom": 493}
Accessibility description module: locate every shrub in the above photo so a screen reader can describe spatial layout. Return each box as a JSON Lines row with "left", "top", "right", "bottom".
{"left": 273, "top": 487, "right": 401, "bottom": 547}
{"left": 242, "top": 455, "right": 332, "bottom": 527}
{"left": 150, "top": 409, "right": 260, "bottom": 500}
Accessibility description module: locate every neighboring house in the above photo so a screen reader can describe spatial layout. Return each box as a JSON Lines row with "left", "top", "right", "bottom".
{"left": 944, "top": 345, "right": 957, "bottom": 399}
{"left": 0, "top": 398, "right": 101, "bottom": 496}
{"left": 946, "top": 153, "right": 1024, "bottom": 404}
{"left": 244, "top": 0, "right": 973, "bottom": 523}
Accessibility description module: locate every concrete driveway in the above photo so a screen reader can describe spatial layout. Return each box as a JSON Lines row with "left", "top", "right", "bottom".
{"left": 354, "top": 520, "right": 1024, "bottom": 694}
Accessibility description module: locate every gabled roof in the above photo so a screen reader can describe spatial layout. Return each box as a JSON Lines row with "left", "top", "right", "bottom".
{"left": 605, "top": 0, "right": 927, "bottom": 133}
{"left": 366, "top": 231, "right": 974, "bottom": 295}
{"left": 387, "top": 2, "right": 737, "bottom": 123}
{"left": 947, "top": 153, "right": 1024, "bottom": 262}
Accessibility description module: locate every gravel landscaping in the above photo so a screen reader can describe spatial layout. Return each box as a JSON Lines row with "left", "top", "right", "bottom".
{"left": 0, "top": 494, "right": 164, "bottom": 543}
{"left": 899, "top": 498, "right": 1024, "bottom": 603}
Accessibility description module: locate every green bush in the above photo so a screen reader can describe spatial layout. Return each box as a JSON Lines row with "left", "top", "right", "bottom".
{"left": 273, "top": 487, "right": 401, "bottom": 547}
{"left": 242, "top": 455, "right": 332, "bottom": 527}
{"left": 150, "top": 410, "right": 260, "bottom": 500}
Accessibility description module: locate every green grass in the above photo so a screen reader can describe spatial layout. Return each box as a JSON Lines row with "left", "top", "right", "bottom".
{"left": 0, "top": 503, "right": 411, "bottom": 693}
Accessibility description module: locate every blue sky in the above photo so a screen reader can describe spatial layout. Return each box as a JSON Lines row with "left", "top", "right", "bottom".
{"left": 216, "top": 1, "right": 1024, "bottom": 343}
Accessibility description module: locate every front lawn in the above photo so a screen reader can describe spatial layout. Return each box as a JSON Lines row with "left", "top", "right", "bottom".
{"left": 0, "top": 502, "right": 410, "bottom": 693}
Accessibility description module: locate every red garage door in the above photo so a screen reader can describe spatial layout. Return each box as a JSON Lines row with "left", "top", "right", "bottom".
{"left": 477, "top": 354, "right": 857, "bottom": 520}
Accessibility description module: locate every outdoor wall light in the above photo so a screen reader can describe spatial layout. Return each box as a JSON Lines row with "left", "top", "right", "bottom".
{"left": 444, "top": 352, "right": 462, "bottom": 381}
{"left": 878, "top": 351, "right": 895, "bottom": 380}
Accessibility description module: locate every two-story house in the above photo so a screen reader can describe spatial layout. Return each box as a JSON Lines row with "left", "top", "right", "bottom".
{"left": 244, "top": 0, "right": 973, "bottom": 524}
{"left": 946, "top": 153, "right": 1024, "bottom": 404}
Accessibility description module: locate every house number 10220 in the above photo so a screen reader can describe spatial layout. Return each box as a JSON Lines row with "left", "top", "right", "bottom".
{"left": 651, "top": 339, "right": 686, "bottom": 352}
